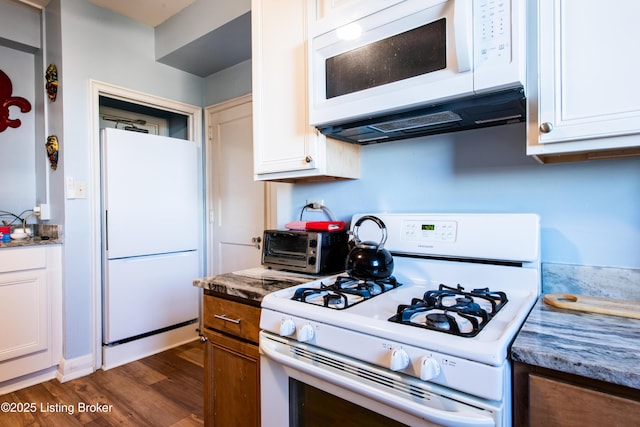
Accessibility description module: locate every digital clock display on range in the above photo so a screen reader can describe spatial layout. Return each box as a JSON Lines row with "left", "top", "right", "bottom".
{"left": 421, "top": 224, "right": 435, "bottom": 231}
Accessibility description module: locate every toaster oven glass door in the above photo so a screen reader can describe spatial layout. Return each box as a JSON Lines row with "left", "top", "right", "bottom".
{"left": 266, "top": 233, "right": 308, "bottom": 260}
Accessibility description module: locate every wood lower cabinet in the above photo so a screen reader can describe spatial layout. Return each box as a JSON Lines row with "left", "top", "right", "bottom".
{"left": 203, "top": 292, "right": 261, "bottom": 427}
{"left": 514, "top": 362, "right": 640, "bottom": 427}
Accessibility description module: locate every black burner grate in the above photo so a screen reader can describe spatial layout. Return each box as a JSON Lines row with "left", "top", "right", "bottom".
{"left": 291, "top": 275, "right": 402, "bottom": 310}
{"left": 388, "top": 284, "right": 508, "bottom": 337}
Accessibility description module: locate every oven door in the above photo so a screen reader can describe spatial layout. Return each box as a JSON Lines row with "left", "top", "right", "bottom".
{"left": 260, "top": 332, "right": 500, "bottom": 427}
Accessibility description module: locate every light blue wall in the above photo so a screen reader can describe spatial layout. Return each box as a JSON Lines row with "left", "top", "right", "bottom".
{"left": 54, "top": 0, "right": 203, "bottom": 359}
{"left": 203, "top": 59, "right": 252, "bottom": 106}
{"left": 0, "top": 45, "right": 36, "bottom": 215}
{"left": 290, "top": 123, "right": 640, "bottom": 269}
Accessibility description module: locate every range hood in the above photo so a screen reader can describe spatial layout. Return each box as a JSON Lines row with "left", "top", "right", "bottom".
{"left": 316, "top": 87, "right": 526, "bottom": 145}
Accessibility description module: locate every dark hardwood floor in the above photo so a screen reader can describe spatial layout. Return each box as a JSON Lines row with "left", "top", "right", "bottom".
{"left": 1, "top": 340, "right": 204, "bottom": 426}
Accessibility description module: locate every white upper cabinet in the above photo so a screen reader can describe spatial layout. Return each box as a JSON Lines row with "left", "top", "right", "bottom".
{"left": 527, "top": 0, "right": 640, "bottom": 162}
{"left": 252, "top": 0, "right": 360, "bottom": 182}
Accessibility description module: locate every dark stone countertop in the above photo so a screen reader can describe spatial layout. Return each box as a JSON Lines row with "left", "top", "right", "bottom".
{"left": 193, "top": 267, "right": 322, "bottom": 303}
{"left": 511, "top": 296, "right": 640, "bottom": 390}
{"left": 0, "top": 236, "right": 62, "bottom": 248}
{"left": 0, "top": 224, "right": 62, "bottom": 248}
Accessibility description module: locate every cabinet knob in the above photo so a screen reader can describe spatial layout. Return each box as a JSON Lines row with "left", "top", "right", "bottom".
{"left": 539, "top": 122, "right": 554, "bottom": 133}
{"left": 304, "top": 155, "right": 312, "bottom": 163}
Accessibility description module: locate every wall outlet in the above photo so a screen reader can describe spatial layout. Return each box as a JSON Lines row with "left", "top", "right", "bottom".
{"left": 75, "top": 180, "right": 87, "bottom": 199}
{"left": 306, "top": 199, "right": 324, "bottom": 210}
{"left": 38, "top": 203, "right": 51, "bottom": 220}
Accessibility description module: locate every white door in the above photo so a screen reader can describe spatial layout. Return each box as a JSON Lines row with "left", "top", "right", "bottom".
{"left": 206, "top": 96, "right": 265, "bottom": 274}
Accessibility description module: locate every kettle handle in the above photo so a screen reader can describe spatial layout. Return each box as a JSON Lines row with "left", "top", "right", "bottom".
{"left": 352, "top": 215, "right": 388, "bottom": 249}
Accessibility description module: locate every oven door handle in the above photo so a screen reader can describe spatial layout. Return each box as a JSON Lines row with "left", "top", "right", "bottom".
{"left": 260, "top": 333, "right": 496, "bottom": 427}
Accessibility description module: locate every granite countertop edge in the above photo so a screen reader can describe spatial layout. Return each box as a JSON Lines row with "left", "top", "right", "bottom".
{"left": 193, "top": 267, "right": 324, "bottom": 303}
{"left": 0, "top": 237, "right": 63, "bottom": 248}
{"left": 511, "top": 296, "right": 640, "bottom": 390}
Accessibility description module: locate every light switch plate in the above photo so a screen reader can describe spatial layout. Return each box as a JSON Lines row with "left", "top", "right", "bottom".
{"left": 66, "top": 177, "right": 76, "bottom": 199}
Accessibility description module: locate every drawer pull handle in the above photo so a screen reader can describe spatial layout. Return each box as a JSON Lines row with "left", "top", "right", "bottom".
{"left": 214, "top": 314, "right": 241, "bottom": 324}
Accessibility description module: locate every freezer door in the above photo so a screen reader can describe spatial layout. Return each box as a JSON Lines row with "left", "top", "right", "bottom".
{"left": 101, "top": 128, "right": 199, "bottom": 259}
{"left": 103, "top": 251, "right": 199, "bottom": 344}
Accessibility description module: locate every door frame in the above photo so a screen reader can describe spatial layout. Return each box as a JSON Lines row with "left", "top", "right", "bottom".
{"left": 88, "top": 80, "right": 202, "bottom": 370}
{"left": 204, "top": 94, "right": 278, "bottom": 275}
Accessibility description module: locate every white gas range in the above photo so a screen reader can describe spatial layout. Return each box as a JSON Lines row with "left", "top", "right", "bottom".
{"left": 260, "top": 213, "right": 540, "bottom": 427}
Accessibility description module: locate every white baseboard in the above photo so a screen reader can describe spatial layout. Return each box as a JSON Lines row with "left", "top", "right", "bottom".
{"left": 102, "top": 323, "right": 199, "bottom": 370}
{"left": 0, "top": 325, "right": 199, "bottom": 394}
{"left": 56, "top": 353, "right": 94, "bottom": 383}
{"left": 0, "top": 367, "right": 58, "bottom": 395}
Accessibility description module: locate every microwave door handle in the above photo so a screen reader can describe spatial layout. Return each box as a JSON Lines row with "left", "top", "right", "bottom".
{"left": 453, "top": 0, "right": 472, "bottom": 73}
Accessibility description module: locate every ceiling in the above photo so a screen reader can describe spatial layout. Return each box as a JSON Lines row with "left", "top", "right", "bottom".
{"left": 86, "top": 0, "right": 251, "bottom": 76}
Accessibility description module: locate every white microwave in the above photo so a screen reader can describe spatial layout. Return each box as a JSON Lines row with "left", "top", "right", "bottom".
{"left": 308, "top": 0, "right": 527, "bottom": 144}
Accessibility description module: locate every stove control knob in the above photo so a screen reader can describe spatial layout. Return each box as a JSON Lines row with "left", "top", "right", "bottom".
{"left": 390, "top": 348, "right": 410, "bottom": 371}
{"left": 279, "top": 318, "right": 296, "bottom": 337}
{"left": 419, "top": 357, "right": 441, "bottom": 381}
{"left": 297, "top": 324, "right": 315, "bottom": 342}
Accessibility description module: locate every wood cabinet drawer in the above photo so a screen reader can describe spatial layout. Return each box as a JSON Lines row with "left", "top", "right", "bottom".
{"left": 203, "top": 295, "right": 261, "bottom": 344}
{"left": 529, "top": 374, "right": 640, "bottom": 426}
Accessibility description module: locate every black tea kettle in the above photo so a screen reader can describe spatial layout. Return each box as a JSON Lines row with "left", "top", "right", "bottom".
{"left": 346, "top": 215, "right": 394, "bottom": 280}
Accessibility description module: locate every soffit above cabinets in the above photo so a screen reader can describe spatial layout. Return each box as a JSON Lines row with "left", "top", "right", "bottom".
{"left": 87, "top": 0, "right": 196, "bottom": 27}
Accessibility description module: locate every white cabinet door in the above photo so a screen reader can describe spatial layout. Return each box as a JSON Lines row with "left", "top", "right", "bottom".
{"left": 252, "top": 0, "right": 318, "bottom": 176}
{"left": 0, "top": 246, "right": 61, "bottom": 385}
{"left": 0, "top": 269, "right": 48, "bottom": 364}
{"left": 252, "top": 0, "right": 360, "bottom": 181}
{"left": 528, "top": 0, "right": 640, "bottom": 161}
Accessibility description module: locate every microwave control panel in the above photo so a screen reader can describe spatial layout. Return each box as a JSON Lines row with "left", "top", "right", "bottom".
{"left": 401, "top": 220, "right": 457, "bottom": 243}
{"left": 476, "top": 0, "right": 512, "bottom": 63}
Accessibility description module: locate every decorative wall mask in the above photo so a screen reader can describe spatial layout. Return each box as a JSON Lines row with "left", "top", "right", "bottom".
{"left": 0, "top": 69, "right": 32, "bottom": 132}
{"left": 45, "top": 64, "right": 58, "bottom": 101}
{"left": 46, "top": 135, "right": 59, "bottom": 170}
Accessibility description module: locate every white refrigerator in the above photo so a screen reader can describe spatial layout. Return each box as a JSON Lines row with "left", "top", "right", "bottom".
{"left": 101, "top": 128, "right": 200, "bottom": 351}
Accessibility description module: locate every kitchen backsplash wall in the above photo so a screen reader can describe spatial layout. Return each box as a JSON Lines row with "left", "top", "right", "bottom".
{"left": 289, "top": 123, "right": 640, "bottom": 271}
{"left": 542, "top": 263, "right": 640, "bottom": 301}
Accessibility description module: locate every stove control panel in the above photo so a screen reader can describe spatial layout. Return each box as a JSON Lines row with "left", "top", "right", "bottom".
{"left": 260, "top": 308, "right": 506, "bottom": 401}
{"left": 401, "top": 220, "right": 457, "bottom": 243}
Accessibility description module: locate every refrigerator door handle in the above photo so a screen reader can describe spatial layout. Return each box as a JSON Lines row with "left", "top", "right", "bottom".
{"left": 104, "top": 209, "right": 109, "bottom": 251}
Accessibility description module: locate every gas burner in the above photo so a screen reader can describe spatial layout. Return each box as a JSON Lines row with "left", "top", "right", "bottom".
{"left": 291, "top": 275, "right": 402, "bottom": 310}
{"left": 425, "top": 313, "right": 451, "bottom": 330}
{"left": 388, "top": 283, "right": 508, "bottom": 337}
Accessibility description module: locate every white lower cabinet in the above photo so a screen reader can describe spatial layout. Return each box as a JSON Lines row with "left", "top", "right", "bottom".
{"left": 252, "top": 0, "right": 360, "bottom": 182}
{"left": 527, "top": 0, "right": 640, "bottom": 163}
{"left": 0, "top": 245, "right": 62, "bottom": 386}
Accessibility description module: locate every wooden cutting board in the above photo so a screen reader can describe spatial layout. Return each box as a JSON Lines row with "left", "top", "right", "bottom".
{"left": 543, "top": 293, "right": 640, "bottom": 320}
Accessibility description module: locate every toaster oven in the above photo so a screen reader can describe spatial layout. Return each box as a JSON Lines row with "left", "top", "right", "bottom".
{"left": 262, "top": 229, "right": 349, "bottom": 274}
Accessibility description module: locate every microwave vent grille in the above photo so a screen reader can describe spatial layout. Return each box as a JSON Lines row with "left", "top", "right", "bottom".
{"left": 370, "top": 111, "right": 462, "bottom": 133}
